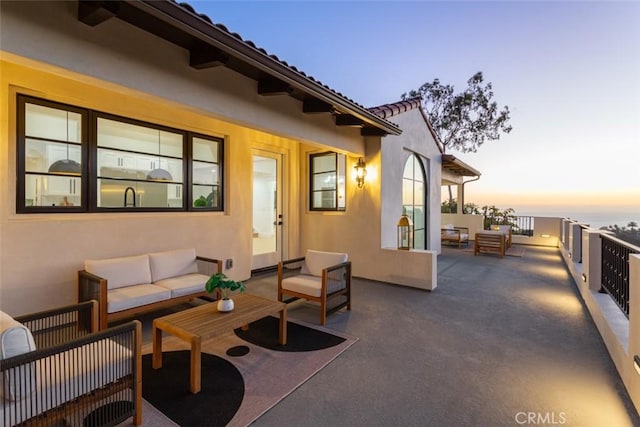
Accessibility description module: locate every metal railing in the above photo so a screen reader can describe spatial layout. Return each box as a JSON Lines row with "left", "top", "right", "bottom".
{"left": 485, "top": 216, "right": 534, "bottom": 236}
{"left": 600, "top": 233, "right": 639, "bottom": 318}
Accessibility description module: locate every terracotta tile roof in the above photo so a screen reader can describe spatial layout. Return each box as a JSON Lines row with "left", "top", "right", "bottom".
{"left": 368, "top": 97, "right": 423, "bottom": 119}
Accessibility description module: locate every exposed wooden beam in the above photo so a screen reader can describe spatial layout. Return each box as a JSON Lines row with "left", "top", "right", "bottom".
{"left": 303, "top": 98, "right": 333, "bottom": 114}
{"left": 361, "top": 126, "right": 388, "bottom": 137}
{"left": 189, "top": 44, "right": 229, "bottom": 69}
{"left": 78, "top": 1, "right": 118, "bottom": 27}
{"left": 258, "top": 78, "right": 291, "bottom": 96}
{"left": 335, "top": 114, "right": 364, "bottom": 127}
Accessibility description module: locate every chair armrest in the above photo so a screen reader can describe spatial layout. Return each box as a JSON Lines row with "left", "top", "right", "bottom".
{"left": 196, "top": 256, "right": 223, "bottom": 274}
{"left": 454, "top": 227, "right": 469, "bottom": 233}
{"left": 441, "top": 229, "right": 461, "bottom": 237}
{"left": 321, "top": 261, "right": 352, "bottom": 295}
{"left": 78, "top": 270, "right": 109, "bottom": 330}
{"left": 324, "top": 261, "right": 351, "bottom": 274}
{"left": 281, "top": 256, "right": 306, "bottom": 267}
{"left": 15, "top": 300, "right": 99, "bottom": 348}
{"left": 0, "top": 320, "right": 142, "bottom": 427}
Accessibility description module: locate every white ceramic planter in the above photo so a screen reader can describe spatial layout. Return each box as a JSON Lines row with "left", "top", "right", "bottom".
{"left": 217, "top": 298, "right": 234, "bottom": 312}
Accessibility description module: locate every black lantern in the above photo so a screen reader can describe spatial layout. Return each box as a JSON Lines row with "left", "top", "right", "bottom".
{"left": 354, "top": 157, "right": 367, "bottom": 188}
{"left": 397, "top": 213, "right": 413, "bottom": 250}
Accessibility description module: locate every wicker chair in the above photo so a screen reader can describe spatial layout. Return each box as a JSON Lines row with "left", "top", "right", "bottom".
{"left": 278, "top": 250, "right": 351, "bottom": 325}
{"left": 0, "top": 301, "right": 141, "bottom": 426}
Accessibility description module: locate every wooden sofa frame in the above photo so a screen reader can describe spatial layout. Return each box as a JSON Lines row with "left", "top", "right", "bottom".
{"left": 277, "top": 257, "right": 352, "bottom": 325}
{"left": 474, "top": 232, "right": 506, "bottom": 258}
{"left": 441, "top": 226, "right": 470, "bottom": 248}
{"left": 0, "top": 301, "right": 142, "bottom": 426}
{"left": 78, "top": 256, "right": 222, "bottom": 330}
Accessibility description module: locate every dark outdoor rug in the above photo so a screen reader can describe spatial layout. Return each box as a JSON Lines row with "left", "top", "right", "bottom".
{"left": 141, "top": 351, "right": 243, "bottom": 427}
{"left": 464, "top": 244, "right": 526, "bottom": 257}
{"left": 137, "top": 318, "right": 357, "bottom": 427}
{"left": 235, "top": 315, "right": 346, "bottom": 351}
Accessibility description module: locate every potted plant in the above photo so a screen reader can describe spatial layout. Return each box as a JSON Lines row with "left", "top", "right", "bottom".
{"left": 205, "top": 272, "right": 246, "bottom": 312}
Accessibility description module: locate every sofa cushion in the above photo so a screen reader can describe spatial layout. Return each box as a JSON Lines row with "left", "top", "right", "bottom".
{"left": 0, "top": 311, "right": 37, "bottom": 401}
{"left": 281, "top": 275, "right": 346, "bottom": 298}
{"left": 107, "top": 284, "right": 170, "bottom": 314}
{"left": 148, "top": 248, "right": 198, "bottom": 283}
{"left": 154, "top": 273, "right": 209, "bottom": 298}
{"left": 443, "top": 224, "right": 457, "bottom": 236}
{"left": 85, "top": 254, "right": 152, "bottom": 290}
{"left": 300, "top": 250, "right": 348, "bottom": 277}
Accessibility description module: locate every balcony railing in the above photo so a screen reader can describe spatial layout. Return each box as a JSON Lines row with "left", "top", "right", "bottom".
{"left": 485, "top": 215, "right": 534, "bottom": 236}
{"left": 600, "top": 233, "right": 639, "bottom": 318}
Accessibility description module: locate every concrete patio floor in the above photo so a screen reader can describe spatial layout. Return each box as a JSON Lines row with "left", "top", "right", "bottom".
{"left": 245, "top": 245, "right": 640, "bottom": 426}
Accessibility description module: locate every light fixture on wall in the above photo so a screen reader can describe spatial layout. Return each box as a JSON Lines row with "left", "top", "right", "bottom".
{"left": 634, "top": 355, "right": 640, "bottom": 376}
{"left": 397, "top": 211, "right": 414, "bottom": 250}
{"left": 354, "top": 157, "right": 367, "bottom": 188}
{"left": 48, "top": 111, "right": 81, "bottom": 175}
{"left": 147, "top": 130, "right": 173, "bottom": 181}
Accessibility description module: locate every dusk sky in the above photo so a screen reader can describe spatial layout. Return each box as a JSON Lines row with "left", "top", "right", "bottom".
{"left": 191, "top": 1, "right": 640, "bottom": 216}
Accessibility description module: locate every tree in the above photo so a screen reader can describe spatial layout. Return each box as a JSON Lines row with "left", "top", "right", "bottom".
{"left": 402, "top": 71, "right": 512, "bottom": 153}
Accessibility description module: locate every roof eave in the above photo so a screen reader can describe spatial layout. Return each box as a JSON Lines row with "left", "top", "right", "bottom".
{"left": 442, "top": 154, "right": 482, "bottom": 177}
{"left": 131, "top": 0, "right": 401, "bottom": 136}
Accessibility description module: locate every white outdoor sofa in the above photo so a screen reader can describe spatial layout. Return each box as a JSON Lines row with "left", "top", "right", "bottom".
{"left": 0, "top": 301, "right": 141, "bottom": 426}
{"left": 441, "top": 224, "right": 470, "bottom": 248}
{"left": 78, "top": 248, "right": 222, "bottom": 330}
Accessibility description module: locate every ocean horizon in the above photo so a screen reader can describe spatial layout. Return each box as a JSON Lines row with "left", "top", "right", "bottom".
{"left": 512, "top": 205, "right": 639, "bottom": 229}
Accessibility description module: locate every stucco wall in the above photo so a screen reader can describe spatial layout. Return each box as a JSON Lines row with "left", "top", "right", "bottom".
{"left": 298, "top": 140, "right": 436, "bottom": 290}
{"left": 380, "top": 109, "right": 442, "bottom": 254}
{"left": 296, "top": 106, "right": 442, "bottom": 290}
{"left": 0, "top": 58, "right": 324, "bottom": 315}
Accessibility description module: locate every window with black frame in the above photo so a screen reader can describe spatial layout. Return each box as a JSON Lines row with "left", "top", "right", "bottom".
{"left": 402, "top": 154, "right": 427, "bottom": 249}
{"left": 18, "top": 96, "right": 87, "bottom": 212}
{"left": 310, "top": 152, "right": 346, "bottom": 211}
{"left": 16, "top": 94, "right": 224, "bottom": 213}
{"left": 95, "top": 116, "right": 185, "bottom": 210}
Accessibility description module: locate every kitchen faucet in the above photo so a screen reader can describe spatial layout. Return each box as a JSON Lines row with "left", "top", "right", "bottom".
{"left": 124, "top": 186, "right": 136, "bottom": 207}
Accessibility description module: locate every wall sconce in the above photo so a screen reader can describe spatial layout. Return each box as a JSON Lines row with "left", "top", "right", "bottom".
{"left": 397, "top": 213, "right": 413, "bottom": 250}
{"left": 634, "top": 355, "right": 640, "bottom": 376}
{"left": 354, "top": 158, "right": 367, "bottom": 188}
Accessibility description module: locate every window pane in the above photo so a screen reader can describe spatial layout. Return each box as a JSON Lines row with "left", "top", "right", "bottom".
{"left": 313, "top": 154, "right": 336, "bottom": 173}
{"left": 193, "top": 161, "right": 219, "bottom": 185}
{"left": 193, "top": 137, "right": 219, "bottom": 162}
{"left": 25, "top": 174, "right": 81, "bottom": 207}
{"left": 26, "top": 103, "right": 81, "bottom": 143}
{"left": 97, "top": 118, "right": 183, "bottom": 157}
{"left": 414, "top": 180, "right": 424, "bottom": 203}
{"left": 414, "top": 229, "right": 425, "bottom": 250}
{"left": 313, "top": 191, "right": 336, "bottom": 209}
{"left": 192, "top": 185, "right": 220, "bottom": 209}
{"left": 313, "top": 172, "right": 336, "bottom": 191}
{"left": 403, "top": 156, "right": 414, "bottom": 179}
{"left": 97, "top": 179, "right": 179, "bottom": 208}
{"left": 25, "top": 139, "right": 81, "bottom": 174}
{"left": 414, "top": 206, "right": 425, "bottom": 229}
{"left": 337, "top": 154, "right": 346, "bottom": 209}
{"left": 402, "top": 178, "right": 413, "bottom": 205}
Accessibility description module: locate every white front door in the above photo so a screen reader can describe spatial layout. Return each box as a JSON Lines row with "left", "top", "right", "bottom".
{"left": 251, "top": 149, "right": 283, "bottom": 270}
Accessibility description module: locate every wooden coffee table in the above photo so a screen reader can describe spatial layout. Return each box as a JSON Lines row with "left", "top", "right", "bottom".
{"left": 152, "top": 293, "right": 287, "bottom": 394}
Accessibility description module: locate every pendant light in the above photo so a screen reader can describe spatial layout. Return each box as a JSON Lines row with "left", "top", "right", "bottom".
{"left": 48, "top": 111, "right": 81, "bottom": 175}
{"left": 147, "top": 130, "right": 173, "bottom": 181}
